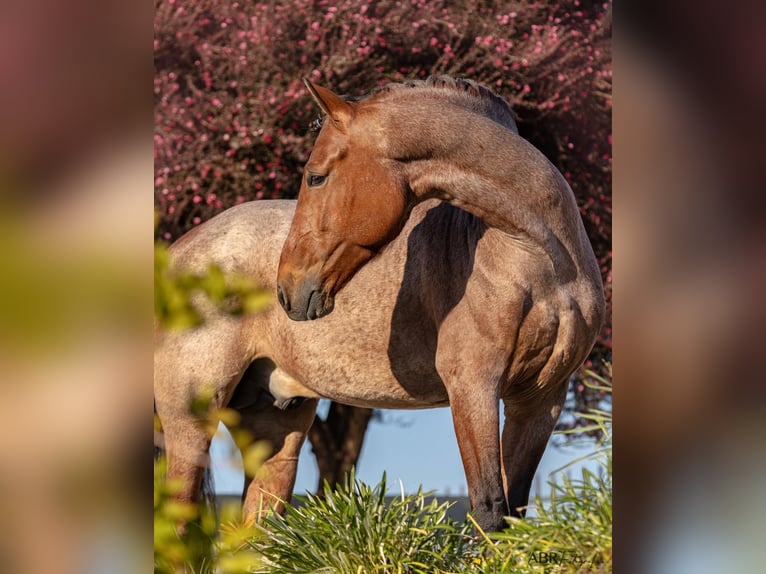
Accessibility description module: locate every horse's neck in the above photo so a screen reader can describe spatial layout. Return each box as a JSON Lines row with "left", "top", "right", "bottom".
{"left": 388, "top": 107, "right": 586, "bottom": 263}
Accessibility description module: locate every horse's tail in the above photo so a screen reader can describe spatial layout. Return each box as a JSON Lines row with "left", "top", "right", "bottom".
{"left": 200, "top": 460, "right": 216, "bottom": 520}
{"left": 154, "top": 400, "right": 217, "bottom": 519}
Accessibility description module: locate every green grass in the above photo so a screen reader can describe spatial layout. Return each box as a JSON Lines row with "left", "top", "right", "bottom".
{"left": 155, "top": 445, "right": 611, "bottom": 573}
{"left": 249, "top": 470, "right": 475, "bottom": 573}
{"left": 476, "top": 457, "right": 612, "bottom": 573}
{"left": 244, "top": 452, "right": 611, "bottom": 573}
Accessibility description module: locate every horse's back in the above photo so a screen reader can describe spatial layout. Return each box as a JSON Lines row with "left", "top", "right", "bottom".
{"left": 168, "top": 200, "right": 296, "bottom": 285}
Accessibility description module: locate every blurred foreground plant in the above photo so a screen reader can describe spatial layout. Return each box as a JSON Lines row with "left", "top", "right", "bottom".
{"left": 154, "top": 235, "right": 273, "bottom": 572}
{"left": 154, "top": 239, "right": 271, "bottom": 330}
{"left": 154, "top": 389, "right": 272, "bottom": 574}
{"left": 154, "top": 450, "right": 267, "bottom": 574}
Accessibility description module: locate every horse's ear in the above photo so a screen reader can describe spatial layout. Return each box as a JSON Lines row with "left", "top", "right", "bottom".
{"left": 302, "top": 78, "right": 354, "bottom": 132}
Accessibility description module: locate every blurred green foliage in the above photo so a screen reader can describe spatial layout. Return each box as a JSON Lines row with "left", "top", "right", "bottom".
{"left": 154, "top": 240, "right": 272, "bottom": 330}
{"left": 154, "top": 232, "right": 274, "bottom": 572}
{"left": 0, "top": 217, "right": 145, "bottom": 357}
{"left": 154, "top": 451, "right": 267, "bottom": 574}
{"left": 154, "top": 388, "right": 271, "bottom": 573}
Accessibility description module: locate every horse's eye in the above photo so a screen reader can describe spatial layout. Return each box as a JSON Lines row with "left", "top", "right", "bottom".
{"left": 307, "top": 173, "right": 327, "bottom": 187}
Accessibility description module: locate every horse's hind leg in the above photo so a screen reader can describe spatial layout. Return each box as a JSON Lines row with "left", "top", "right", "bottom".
{"left": 156, "top": 403, "right": 213, "bottom": 528}
{"left": 501, "top": 381, "right": 568, "bottom": 517}
{"left": 236, "top": 396, "right": 317, "bottom": 522}
{"left": 155, "top": 321, "right": 252, "bottom": 531}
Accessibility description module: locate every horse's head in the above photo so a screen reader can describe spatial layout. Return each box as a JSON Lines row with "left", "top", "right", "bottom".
{"left": 276, "top": 79, "right": 411, "bottom": 321}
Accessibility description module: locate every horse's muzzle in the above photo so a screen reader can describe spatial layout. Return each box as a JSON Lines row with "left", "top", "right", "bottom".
{"left": 277, "top": 278, "right": 334, "bottom": 321}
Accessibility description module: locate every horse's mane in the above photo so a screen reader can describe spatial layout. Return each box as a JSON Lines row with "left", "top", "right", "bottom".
{"left": 351, "top": 76, "right": 519, "bottom": 134}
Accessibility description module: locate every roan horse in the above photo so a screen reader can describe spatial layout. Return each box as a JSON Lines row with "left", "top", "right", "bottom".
{"left": 154, "top": 76, "right": 604, "bottom": 533}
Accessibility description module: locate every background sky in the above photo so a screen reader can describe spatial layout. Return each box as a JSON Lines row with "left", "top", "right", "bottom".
{"left": 210, "top": 399, "right": 604, "bottom": 502}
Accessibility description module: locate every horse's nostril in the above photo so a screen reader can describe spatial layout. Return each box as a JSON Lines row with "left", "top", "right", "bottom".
{"left": 276, "top": 285, "right": 288, "bottom": 310}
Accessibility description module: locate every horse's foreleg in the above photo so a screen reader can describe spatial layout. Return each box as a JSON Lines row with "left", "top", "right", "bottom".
{"left": 447, "top": 385, "right": 508, "bottom": 533}
{"left": 237, "top": 397, "right": 318, "bottom": 523}
{"left": 501, "top": 382, "right": 568, "bottom": 517}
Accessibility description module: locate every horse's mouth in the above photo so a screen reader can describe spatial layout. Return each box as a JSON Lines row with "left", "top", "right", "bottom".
{"left": 305, "top": 288, "right": 334, "bottom": 320}
{"left": 278, "top": 280, "right": 335, "bottom": 321}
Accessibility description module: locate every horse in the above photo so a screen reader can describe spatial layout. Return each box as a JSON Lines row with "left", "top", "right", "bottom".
{"left": 154, "top": 76, "right": 604, "bottom": 533}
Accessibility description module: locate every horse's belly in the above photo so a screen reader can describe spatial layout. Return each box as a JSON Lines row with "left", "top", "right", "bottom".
{"left": 262, "top": 275, "right": 451, "bottom": 409}
{"left": 264, "top": 326, "right": 447, "bottom": 409}
{"left": 283, "top": 351, "right": 449, "bottom": 409}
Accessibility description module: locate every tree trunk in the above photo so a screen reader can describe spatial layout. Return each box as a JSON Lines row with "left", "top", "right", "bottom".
{"left": 308, "top": 402, "right": 373, "bottom": 493}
